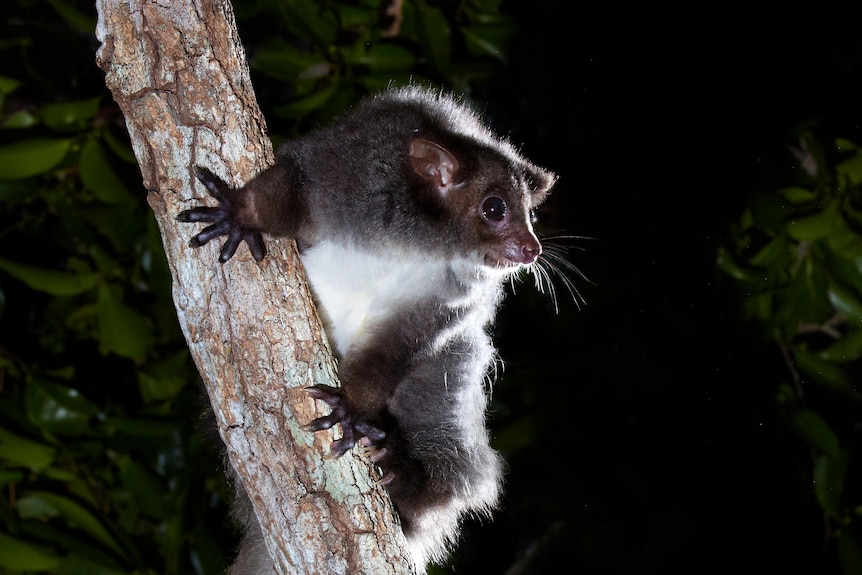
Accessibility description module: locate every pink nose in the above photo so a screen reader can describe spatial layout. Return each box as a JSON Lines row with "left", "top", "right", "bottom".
{"left": 520, "top": 243, "right": 541, "bottom": 264}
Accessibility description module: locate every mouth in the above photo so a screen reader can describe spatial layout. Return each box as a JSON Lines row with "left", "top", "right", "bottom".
{"left": 483, "top": 254, "right": 532, "bottom": 270}
{"left": 483, "top": 247, "right": 541, "bottom": 269}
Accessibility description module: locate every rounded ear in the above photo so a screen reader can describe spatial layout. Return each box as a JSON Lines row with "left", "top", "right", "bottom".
{"left": 410, "top": 138, "right": 460, "bottom": 192}
{"left": 524, "top": 164, "right": 557, "bottom": 205}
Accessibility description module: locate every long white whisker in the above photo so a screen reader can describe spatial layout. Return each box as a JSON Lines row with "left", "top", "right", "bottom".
{"left": 541, "top": 255, "right": 584, "bottom": 309}
{"left": 542, "top": 245, "right": 591, "bottom": 284}
{"left": 539, "top": 233, "right": 597, "bottom": 248}
{"left": 535, "top": 236, "right": 592, "bottom": 311}
{"left": 530, "top": 259, "right": 559, "bottom": 312}
{"left": 506, "top": 234, "right": 591, "bottom": 312}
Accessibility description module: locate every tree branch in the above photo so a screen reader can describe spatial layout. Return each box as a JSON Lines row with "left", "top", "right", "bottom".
{"left": 94, "top": 0, "right": 412, "bottom": 572}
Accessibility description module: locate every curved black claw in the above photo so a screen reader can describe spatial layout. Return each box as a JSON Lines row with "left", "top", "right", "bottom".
{"left": 175, "top": 166, "right": 267, "bottom": 262}
{"left": 305, "top": 384, "right": 386, "bottom": 458}
{"left": 194, "top": 166, "right": 228, "bottom": 201}
{"left": 305, "top": 385, "right": 347, "bottom": 432}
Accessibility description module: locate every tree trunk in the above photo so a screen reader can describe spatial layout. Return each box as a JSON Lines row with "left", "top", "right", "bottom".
{"left": 94, "top": 1, "right": 413, "bottom": 573}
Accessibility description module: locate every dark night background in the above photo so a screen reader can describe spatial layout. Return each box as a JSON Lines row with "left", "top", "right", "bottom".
{"left": 1, "top": 1, "right": 862, "bottom": 574}
{"left": 458, "top": 2, "right": 862, "bottom": 574}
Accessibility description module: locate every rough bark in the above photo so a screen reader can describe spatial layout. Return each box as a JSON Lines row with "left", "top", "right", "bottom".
{"left": 94, "top": 0, "right": 413, "bottom": 573}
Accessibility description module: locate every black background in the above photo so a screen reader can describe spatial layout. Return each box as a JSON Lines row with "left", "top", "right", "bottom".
{"left": 452, "top": 2, "right": 862, "bottom": 574}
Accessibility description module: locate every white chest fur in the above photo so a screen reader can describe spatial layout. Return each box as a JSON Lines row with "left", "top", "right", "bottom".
{"left": 299, "top": 241, "right": 456, "bottom": 357}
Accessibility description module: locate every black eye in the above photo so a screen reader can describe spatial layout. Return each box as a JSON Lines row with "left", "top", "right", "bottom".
{"left": 481, "top": 196, "right": 507, "bottom": 222}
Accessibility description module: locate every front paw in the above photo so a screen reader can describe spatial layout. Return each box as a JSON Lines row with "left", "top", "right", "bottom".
{"left": 176, "top": 166, "right": 266, "bottom": 262}
{"left": 305, "top": 384, "right": 386, "bottom": 458}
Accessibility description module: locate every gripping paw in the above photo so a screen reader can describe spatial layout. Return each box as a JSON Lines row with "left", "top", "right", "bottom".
{"left": 176, "top": 166, "right": 266, "bottom": 262}
{"left": 305, "top": 384, "right": 386, "bottom": 458}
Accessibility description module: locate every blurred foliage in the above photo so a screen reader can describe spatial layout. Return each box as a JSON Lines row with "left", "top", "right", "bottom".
{"left": 0, "top": 0, "right": 521, "bottom": 573}
{"left": 233, "top": 0, "right": 517, "bottom": 133}
{"left": 0, "top": 0, "right": 233, "bottom": 571}
{"left": 719, "top": 131, "right": 862, "bottom": 574}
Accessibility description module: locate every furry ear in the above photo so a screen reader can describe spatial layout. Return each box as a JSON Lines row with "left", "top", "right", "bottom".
{"left": 409, "top": 139, "right": 460, "bottom": 193}
{"left": 526, "top": 164, "right": 558, "bottom": 202}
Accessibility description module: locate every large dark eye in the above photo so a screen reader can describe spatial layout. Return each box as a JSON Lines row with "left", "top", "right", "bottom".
{"left": 481, "top": 196, "right": 507, "bottom": 222}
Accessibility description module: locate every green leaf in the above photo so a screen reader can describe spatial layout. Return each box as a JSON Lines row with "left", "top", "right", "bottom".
{"left": 79, "top": 138, "right": 135, "bottom": 204}
{"left": 749, "top": 233, "right": 791, "bottom": 269}
{"left": 837, "top": 529, "right": 862, "bottom": 575}
{"left": 788, "top": 409, "right": 841, "bottom": 458}
{"left": 775, "top": 382, "right": 796, "bottom": 406}
{"left": 137, "top": 352, "right": 189, "bottom": 403}
{"left": 252, "top": 41, "right": 332, "bottom": 81}
{"left": 819, "top": 329, "right": 862, "bottom": 363}
{"left": 272, "top": 84, "right": 338, "bottom": 118}
{"left": 17, "top": 491, "right": 127, "bottom": 559}
{"left": 280, "top": 0, "right": 338, "bottom": 47}
{"left": 0, "top": 469, "right": 25, "bottom": 484}
{"left": 749, "top": 191, "right": 790, "bottom": 232}
{"left": 813, "top": 453, "right": 847, "bottom": 519}
{"left": 716, "top": 246, "right": 754, "bottom": 281}
{"left": 769, "top": 265, "right": 831, "bottom": 338}
{"left": 356, "top": 44, "right": 417, "bottom": 72}
{"left": 827, "top": 227, "right": 862, "bottom": 260}
{"left": 39, "top": 97, "right": 100, "bottom": 132}
{"left": 829, "top": 283, "right": 862, "bottom": 323}
{"left": 118, "top": 458, "right": 168, "bottom": 520}
{"left": 414, "top": 0, "right": 452, "bottom": 75}
{"left": 461, "top": 25, "right": 512, "bottom": 63}
{"left": 96, "top": 284, "right": 155, "bottom": 362}
{"left": 101, "top": 128, "right": 137, "bottom": 165}
{"left": 0, "top": 427, "right": 56, "bottom": 470}
{"left": 13, "top": 521, "right": 127, "bottom": 573}
{"left": 786, "top": 204, "right": 841, "bottom": 241}
{"left": 0, "top": 75, "right": 22, "bottom": 96}
{"left": 778, "top": 186, "right": 818, "bottom": 204}
{"left": 826, "top": 251, "right": 862, "bottom": 295}
{"left": 0, "top": 257, "right": 100, "bottom": 296}
{"left": 2, "top": 109, "right": 38, "bottom": 129}
{"left": 837, "top": 154, "right": 862, "bottom": 186}
{"left": 53, "top": 554, "right": 131, "bottom": 575}
{"left": 45, "top": 0, "right": 97, "bottom": 35}
{"left": 137, "top": 371, "right": 185, "bottom": 403}
{"left": 0, "top": 531, "right": 59, "bottom": 570}
{"left": 335, "top": 2, "right": 376, "bottom": 26}
{"left": 740, "top": 291, "right": 772, "bottom": 324}
{"left": 25, "top": 380, "right": 101, "bottom": 437}
{"left": 835, "top": 138, "right": 858, "bottom": 153}
{"left": 0, "top": 138, "right": 71, "bottom": 179}
{"left": 794, "top": 349, "right": 861, "bottom": 400}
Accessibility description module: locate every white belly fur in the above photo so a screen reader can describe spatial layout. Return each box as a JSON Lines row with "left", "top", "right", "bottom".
{"left": 299, "top": 241, "right": 451, "bottom": 357}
